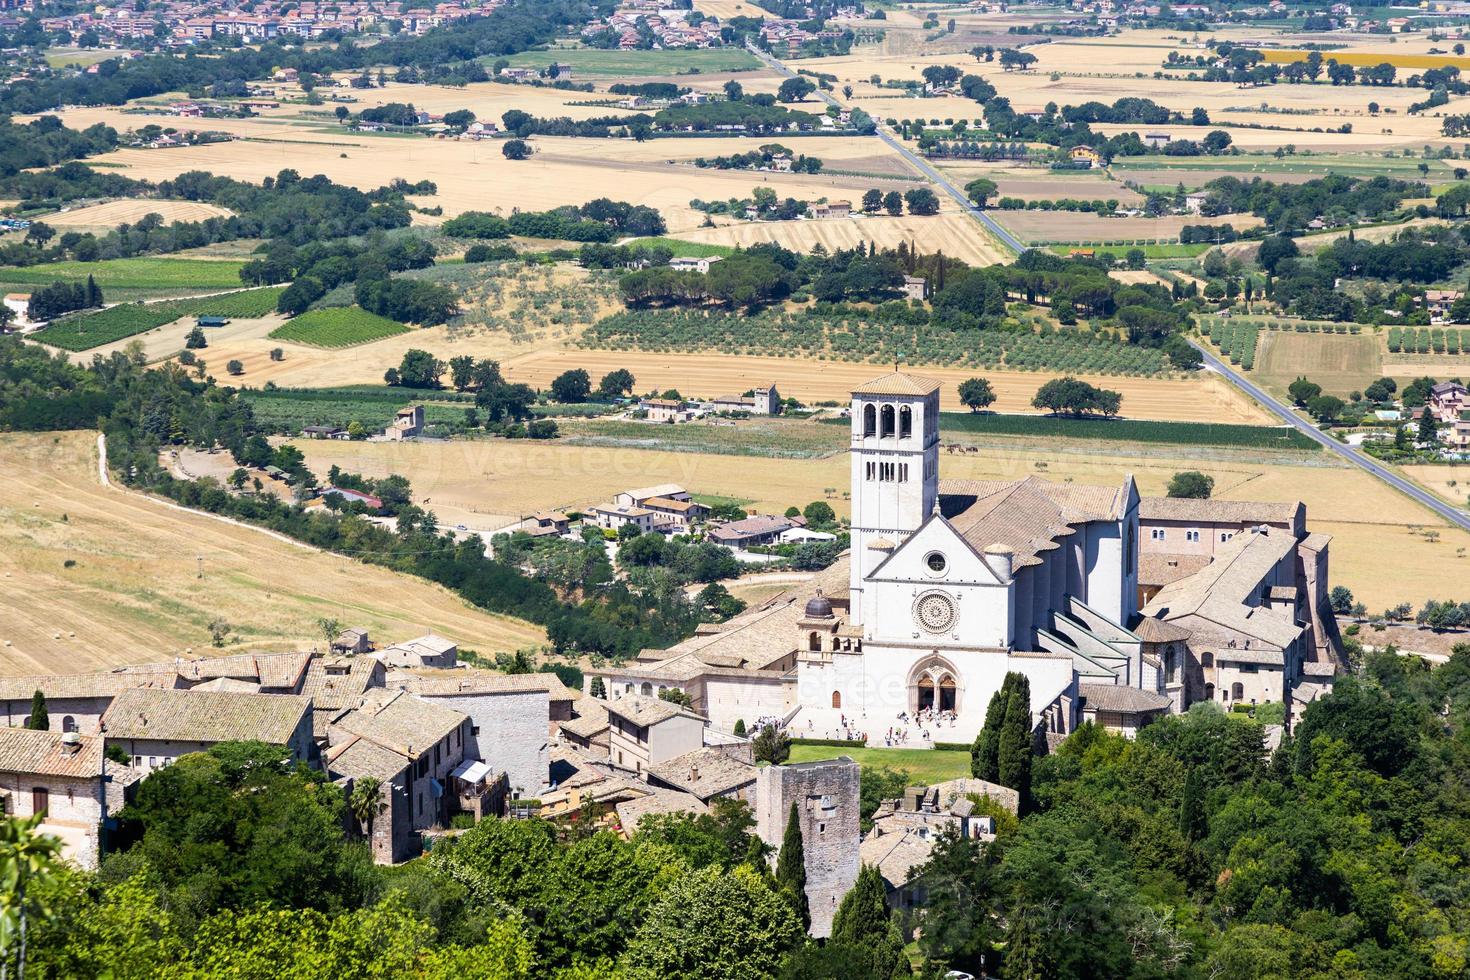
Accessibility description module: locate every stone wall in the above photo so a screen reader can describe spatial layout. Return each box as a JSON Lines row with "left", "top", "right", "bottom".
{"left": 419, "top": 690, "right": 548, "bottom": 797}
{"left": 755, "top": 758, "right": 861, "bottom": 938}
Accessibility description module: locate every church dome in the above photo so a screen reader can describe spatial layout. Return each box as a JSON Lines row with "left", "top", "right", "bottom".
{"left": 804, "top": 591, "right": 834, "bottom": 619}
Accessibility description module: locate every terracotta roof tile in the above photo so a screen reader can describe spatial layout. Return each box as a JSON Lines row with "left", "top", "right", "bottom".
{"left": 102, "top": 689, "right": 311, "bottom": 744}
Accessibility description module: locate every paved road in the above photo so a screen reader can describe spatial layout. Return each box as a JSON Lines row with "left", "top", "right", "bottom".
{"left": 744, "top": 44, "right": 1026, "bottom": 254}
{"left": 1191, "top": 340, "right": 1470, "bottom": 533}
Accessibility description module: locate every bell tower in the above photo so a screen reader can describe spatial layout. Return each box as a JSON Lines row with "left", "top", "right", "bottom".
{"left": 848, "top": 372, "right": 941, "bottom": 624}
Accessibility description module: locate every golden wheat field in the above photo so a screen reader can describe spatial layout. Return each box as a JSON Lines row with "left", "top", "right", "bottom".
{"left": 42, "top": 199, "right": 235, "bottom": 228}
{"left": 0, "top": 432, "right": 544, "bottom": 674}
{"left": 675, "top": 212, "right": 1009, "bottom": 265}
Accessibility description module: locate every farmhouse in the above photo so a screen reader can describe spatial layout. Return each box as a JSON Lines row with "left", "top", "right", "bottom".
{"left": 1068, "top": 145, "right": 1102, "bottom": 168}
{"left": 710, "top": 383, "right": 781, "bottom": 414}
{"left": 668, "top": 255, "right": 723, "bottom": 273}
{"left": 3, "top": 293, "right": 31, "bottom": 328}
{"left": 903, "top": 276, "right": 928, "bottom": 301}
{"left": 519, "top": 511, "right": 572, "bottom": 537}
{"left": 708, "top": 514, "right": 795, "bottom": 550}
{"left": 302, "top": 424, "right": 347, "bottom": 439}
{"left": 385, "top": 404, "right": 424, "bottom": 440}
{"left": 641, "top": 397, "right": 696, "bottom": 424}
{"left": 0, "top": 670, "right": 182, "bottom": 734}
{"left": 372, "top": 632, "right": 458, "bottom": 669}
{"left": 811, "top": 200, "right": 852, "bottom": 220}
{"left": 590, "top": 502, "right": 656, "bottom": 533}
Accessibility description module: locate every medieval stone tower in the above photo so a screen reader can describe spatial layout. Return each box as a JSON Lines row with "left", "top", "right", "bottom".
{"left": 754, "top": 757, "right": 861, "bottom": 938}
{"left": 848, "top": 372, "right": 942, "bottom": 624}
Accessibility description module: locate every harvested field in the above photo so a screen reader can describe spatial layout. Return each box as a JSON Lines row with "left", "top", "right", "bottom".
{"left": 1398, "top": 464, "right": 1470, "bottom": 510}
{"left": 499, "top": 47, "right": 762, "bottom": 76}
{"left": 931, "top": 166, "right": 1144, "bottom": 204}
{"left": 1254, "top": 331, "right": 1384, "bottom": 398}
{"left": 1262, "top": 50, "right": 1470, "bottom": 71}
{"left": 501, "top": 349, "right": 1273, "bottom": 423}
{"left": 42, "top": 199, "right": 234, "bottom": 228}
{"left": 0, "top": 431, "right": 543, "bottom": 673}
{"left": 991, "top": 210, "right": 1260, "bottom": 245}
{"left": 673, "top": 212, "right": 1008, "bottom": 265}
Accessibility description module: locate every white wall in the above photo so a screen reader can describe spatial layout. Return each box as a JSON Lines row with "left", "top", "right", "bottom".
{"left": 418, "top": 690, "right": 549, "bottom": 796}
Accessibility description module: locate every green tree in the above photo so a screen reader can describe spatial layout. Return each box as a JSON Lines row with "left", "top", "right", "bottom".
{"left": 184, "top": 326, "right": 207, "bottom": 350}
{"left": 1288, "top": 376, "right": 1322, "bottom": 406}
{"left": 347, "top": 777, "right": 381, "bottom": 839}
{"left": 996, "top": 672, "right": 1032, "bottom": 810}
{"left": 828, "top": 864, "right": 906, "bottom": 979}
{"left": 802, "top": 500, "right": 836, "bottom": 527}
{"left": 502, "top": 139, "right": 532, "bottom": 160}
{"left": 970, "top": 687, "right": 1007, "bottom": 782}
{"left": 0, "top": 814, "right": 64, "bottom": 980}
{"left": 1166, "top": 471, "right": 1214, "bottom": 499}
{"left": 733, "top": 718, "right": 746, "bottom": 736}
{"left": 778, "top": 77, "right": 816, "bottom": 102}
{"left": 658, "top": 688, "right": 693, "bottom": 707}
{"left": 753, "top": 724, "right": 791, "bottom": 766}
{"left": 550, "top": 368, "right": 592, "bottom": 403}
{"left": 25, "top": 692, "right": 47, "bottom": 731}
{"left": 1178, "top": 767, "right": 1206, "bottom": 843}
{"left": 621, "top": 865, "right": 801, "bottom": 980}
{"left": 965, "top": 177, "right": 998, "bottom": 207}
{"left": 883, "top": 191, "right": 903, "bottom": 216}
{"left": 597, "top": 368, "right": 636, "bottom": 399}
{"left": 775, "top": 802, "right": 809, "bottom": 932}
{"left": 958, "top": 377, "right": 996, "bottom": 412}
{"left": 1002, "top": 907, "right": 1052, "bottom": 980}
{"left": 862, "top": 188, "right": 884, "bottom": 212}
{"left": 1419, "top": 407, "right": 1439, "bottom": 444}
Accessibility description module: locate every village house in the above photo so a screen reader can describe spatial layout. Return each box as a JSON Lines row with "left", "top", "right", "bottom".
{"left": 385, "top": 405, "right": 424, "bottom": 440}
{"left": 646, "top": 745, "right": 758, "bottom": 804}
{"left": 903, "top": 276, "right": 928, "bottom": 301}
{"left": 811, "top": 200, "right": 852, "bottom": 220}
{"left": 668, "top": 255, "right": 723, "bottom": 274}
{"left": 332, "top": 627, "right": 374, "bottom": 653}
{"left": 559, "top": 699, "right": 611, "bottom": 753}
{"left": 710, "top": 383, "right": 781, "bottom": 415}
{"left": 391, "top": 669, "right": 572, "bottom": 797}
{"left": 0, "top": 670, "right": 183, "bottom": 734}
{"left": 520, "top": 511, "right": 572, "bottom": 537}
{"left": 708, "top": 513, "right": 795, "bottom": 550}
{"left": 371, "top": 633, "right": 458, "bottom": 670}
{"left": 641, "top": 397, "right": 697, "bottom": 424}
{"left": 0, "top": 727, "right": 130, "bottom": 870}
{"left": 861, "top": 778, "right": 1007, "bottom": 910}
{"left": 589, "top": 502, "right": 656, "bottom": 534}
{"left": 299, "top": 654, "right": 385, "bottom": 737}
{"left": 100, "top": 688, "right": 315, "bottom": 775}
{"left": 327, "top": 689, "right": 474, "bottom": 859}
{"left": 604, "top": 695, "right": 707, "bottom": 776}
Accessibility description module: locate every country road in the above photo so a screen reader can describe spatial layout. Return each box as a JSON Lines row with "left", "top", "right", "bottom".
{"left": 1190, "top": 341, "right": 1470, "bottom": 533}
{"left": 744, "top": 43, "right": 1027, "bottom": 254}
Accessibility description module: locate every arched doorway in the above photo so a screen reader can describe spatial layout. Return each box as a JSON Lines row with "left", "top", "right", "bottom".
{"left": 808, "top": 632, "right": 821, "bottom": 651}
{"left": 937, "top": 674, "right": 957, "bottom": 712}
{"left": 1231, "top": 682, "right": 1244, "bottom": 701}
{"left": 831, "top": 691, "right": 842, "bottom": 709}
{"left": 1204, "top": 682, "right": 1215, "bottom": 701}
{"left": 916, "top": 677, "right": 935, "bottom": 711}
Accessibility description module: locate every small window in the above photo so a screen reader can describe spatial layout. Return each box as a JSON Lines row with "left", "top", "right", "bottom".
{"left": 926, "top": 552, "right": 947, "bottom": 574}
{"left": 1151, "top": 528, "right": 1165, "bottom": 541}
{"left": 818, "top": 822, "right": 826, "bottom": 834}
{"left": 1186, "top": 530, "right": 1200, "bottom": 542}
{"left": 1221, "top": 532, "right": 1234, "bottom": 542}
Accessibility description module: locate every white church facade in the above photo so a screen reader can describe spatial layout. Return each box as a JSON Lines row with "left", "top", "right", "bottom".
{"left": 585, "top": 370, "right": 1338, "bottom": 745}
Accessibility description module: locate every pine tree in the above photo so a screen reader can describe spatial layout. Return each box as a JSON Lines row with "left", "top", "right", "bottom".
{"left": 831, "top": 864, "right": 906, "bottom": 979}
{"left": 775, "top": 801, "right": 809, "bottom": 932}
{"left": 27, "top": 690, "right": 48, "bottom": 731}
{"left": 996, "top": 672, "right": 1032, "bottom": 811}
{"left": 589, "top": 676, "right": 606, "bottom": 699}
{"left": 970, "top": 686, "right": 1007, "bottom": 782}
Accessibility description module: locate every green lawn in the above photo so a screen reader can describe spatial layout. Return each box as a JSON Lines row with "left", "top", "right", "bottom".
{"left": 1048, "top": 242, "right": 1211, "bottom": 259}
{"left": 268, "top": 307, "right": 409, "bottom": 348}
{"left": 0, "top": 258, "right": 246, "bottom": 291}
{"left": 30, "top": 287, "right": 285, "bottom": 352}
{"left": 787, "top": 744, "right": 973, "bottom": 783}
{"left": 499, "top": 47, "right": 761, "bottom": 77}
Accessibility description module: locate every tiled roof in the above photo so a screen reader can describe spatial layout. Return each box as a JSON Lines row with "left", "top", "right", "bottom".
{"left": 0, "top": 727, "right": 104, "bottom": 779}
{"left": 561, "top": 701, "right": 610, "bottom": 739}
{"left": 330, "top": 690, "right": 465, "bottom": 759}
{"left": 604, "top": 695, "right": 705, "bottom": 727}
{"left": 648, "top": 747, "right": 757, "bottom": 799}
{"left": 852, "top": 371, "right": 942, "bottom": 397}
{"left": 1139, "top": 497, "right": 1301, "bottom": 526}
{"left": 622, "top": 483, "right": 686, "bottom": 501}
{"left": 859, "top": 828, "right": 933, "bottom": 888}
{"left": 616, "top": 788, "right": 707, "bottom": 829}
{"left": 938, "top": 476, "right": 1130, "bottom": 569}
{"left": 0, "top": 669, "right": 180, "bottom": 701}
{"left": 326, "top": 736, "right": 410, "bottom": 782}
{"left": 1138, "top": 554, "right": 1212, "bottom": 588}
{"left": 1129, "top": 616, "right": 1193, "bottom": 643}
{"left": 395, "top": 669, "right": 573, "bottom": 701}
{"left": 299, "top": 657, "right": 382, "bottom": 712}
{"left": 1143, "top": 527, "right": 1303, "bottom": 650}
{"left": 102, "top": 689, "right": 311, "bottom": 744}
{"left": 121, "top": 651, "right": 313, "bottom": 690}
{"left": 1078, "top": 683, "right": 1173, "bottom": 714}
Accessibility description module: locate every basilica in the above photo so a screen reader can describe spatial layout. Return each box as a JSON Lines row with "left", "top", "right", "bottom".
{"left": 586, "top": 371, "right": 1340, "bottom": 744}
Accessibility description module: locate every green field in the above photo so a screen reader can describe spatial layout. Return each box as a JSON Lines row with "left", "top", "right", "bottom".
{"left": 499, "top": 47, "right": 762, "bottom": 77}
{"left": 1048, "top": 242, "right": 1211, "bottom": 259}
{"left": 0, "top": 258, "right": 247, "bottom": 291}
{"left": 29, "top": 287, "right": 286, "bottom": 352}
{"left": 786, "top": 744, "right": 972, "bottom": 783}
{"left": 1110, "top": 154, "right": 1449, "bottom": 180}
{"left": 627, "top": 237, "right": 738, "bottom": 258}
{"left": 268, "top": 307, "right": 410, "bottom": 347}
{"left": 239, "top": 387, "right": 472, "bottom": 433}
{"left": 929, "top": 412, "right": 1320, "bottom": 450}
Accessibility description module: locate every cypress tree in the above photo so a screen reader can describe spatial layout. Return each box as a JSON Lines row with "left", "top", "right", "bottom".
{"left": 970, "top": 685, "right": 1008, "bottom": 782}
{"left": 1003, "top": 908, "right": 1051, "bottom": 980}
{"left": 996, "top": 672, "right": 1032, "bottom": 810}
{"left": 85, "top": 274, "right": 102, "bottom": 308}
{"left": 1178, "top": 767, "right": 1206, "bottom": 843}
{"left": 589, "top": 676, "right": 605, "bottom": 699}
{"left": 831, "top": 864, "right": 906, "bottom": 979}
{"left": 775, "top": 801, "right": 809, "bottom": 932}
{"left": 733, "top": 718, "right": 746, "bottom": 737}
{"left": 27, "top": 690, "right": 48, "bottom": 731}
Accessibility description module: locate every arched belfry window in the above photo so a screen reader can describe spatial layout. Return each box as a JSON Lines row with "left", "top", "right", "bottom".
{"left": 880, "top": 405, "right": 895, "bottom": 437}
{"left": 899, "top": 405, "right": 912, "bottom": 438}
{"left": 862, "top": 404, "right": 876, "bottom": 436}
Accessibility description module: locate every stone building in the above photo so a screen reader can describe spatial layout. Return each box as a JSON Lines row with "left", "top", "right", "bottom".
{"left": 754, "top": 758, "right": 861, "bottom": 938}
{"left": 0, "top": 670, "right": 182, "bottom": 735}
{"left": 605, "top": 696, "right": 706, "bottom": 777}
{"left": 100, "top": 688, "right": 315, "bottom": 775}
{"left": 0, "top": 727, "right": 127, "bottom": 870}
